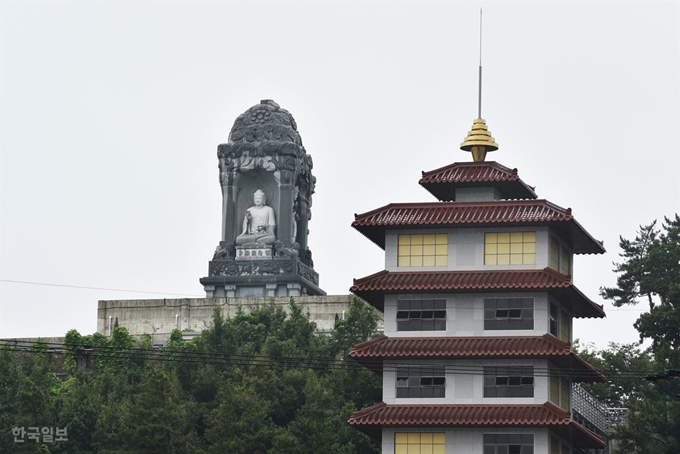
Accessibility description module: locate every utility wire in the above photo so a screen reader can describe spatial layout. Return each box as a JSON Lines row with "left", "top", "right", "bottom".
{"left": 1, "top": 341, "right": 654, "bottom": 380}
{"left": 0, "top": 279, "right": 655, "bottom": 312}
{"left": 0, "top": 279, "right": 203, "bottom": 298}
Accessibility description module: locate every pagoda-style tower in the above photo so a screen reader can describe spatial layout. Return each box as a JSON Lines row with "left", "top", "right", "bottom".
{"left": 347, "top": 118, "right": 607, "bottom": 453}
{"left": 200, "top": 100, "right": 325, "bottom": 298}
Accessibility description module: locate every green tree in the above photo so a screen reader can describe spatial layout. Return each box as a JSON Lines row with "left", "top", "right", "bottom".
{"left": 331, "top": 297, "right": 380, "bottom": 358}
{"left": 575, "top": 341, "right": 655, "bottom": 408}
{"left": 596, "top": 214, "right": 680, "bottom": 453}
{"left": 601, "top": 215, "right": 680, "bottom": 351}
{"left": 121, "top": 368, "right": 191, "bottom": 454}
{"left": 3, "top": 298, "right": 382, "bottom": 453}
{"left": 0, "top": 340, "right": 60, "bottom": 454}
{"left": 273, "top": 372, "right": 380, "bottom": 454}
{"left": 204, "top": 381, "right": 277, "bottom": 454}
{"left": 52, "top": 373, "right": 103, "bottom": 454}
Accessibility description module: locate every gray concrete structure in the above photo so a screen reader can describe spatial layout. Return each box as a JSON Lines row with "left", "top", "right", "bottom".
{"left": 200, "top": 100, "right": 324, "bottom": 298}
{"left": 98, "top": 295, "right": 381, "bottom": 344}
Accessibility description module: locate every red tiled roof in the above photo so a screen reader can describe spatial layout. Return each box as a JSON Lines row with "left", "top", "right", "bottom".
{"left": 354, "top": 200, "right": 570, "bottom": 226}
{"left": 350, "top": 268, "right": 605, "bottom": 318}
{"left": 349, "top": 334, "right": 604, "bottom": 382}
{"left": 421, "top": 161, "right": 523, "bottom": 184}
{"left": 348, "top": 402, "right": 605, "bottom": 449}
{"left": 419, "top": 161, "right": 537, "bottom": 200}
{"left": 351, "top": 199, "right": 605, "bottom": 254}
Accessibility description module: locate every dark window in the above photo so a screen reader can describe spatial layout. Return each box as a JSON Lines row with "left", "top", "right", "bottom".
{"left": 396, "top": 365, "right": 446, "bottom": 398}
{"left": 484, "top": 298, "right": 534, "bottom": 330}
{"left": 484, "top": 434, "right": 534, "bottom": 454}
{"left": 484, "top": 366, "right": 534, "bottom": 398}
{"left": 550, "top": 303, "right": 559, "bottom": 337}
{"left": 397, "top": 299, "right": 446, "bottom": 331}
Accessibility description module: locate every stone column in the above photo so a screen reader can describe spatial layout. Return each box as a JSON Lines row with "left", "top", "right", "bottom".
{"left": 278, "top": 180, "right": 295, "bottom": 248}
{"left": 297, "top": 196, "right": 310, "bottom": 251}
{"left": 221, "top": 169, "right": 239, "bottom": 243}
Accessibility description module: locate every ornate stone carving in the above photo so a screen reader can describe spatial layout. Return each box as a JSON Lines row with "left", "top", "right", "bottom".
{"left": 297, "top": 261, "right": 319, "bottom": 286}
{"left": 210, "top": 259, "right": 295, "bottom": 277}
{"left": 213, "top": 242, "right": 235, "bottom": 259}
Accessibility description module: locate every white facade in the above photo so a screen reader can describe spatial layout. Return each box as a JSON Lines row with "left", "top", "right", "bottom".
{"left": 382, "top": 358, "right": 552, "bottom": 405}
{"left": 382, "top": 291, "right": 571, "bottom": 339}
{"left": 384, "top": 226, "right": 572, "bottom": 276}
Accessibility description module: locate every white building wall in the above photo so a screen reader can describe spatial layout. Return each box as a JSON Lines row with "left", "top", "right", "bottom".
{"left": 381, "top": 427, "right": 552, "bottom": 454}
{"left": 383, "top": 292, "right": 551, "bottom": 338}
{"left": 97, "top": 295, "right": 384, "bottom": 344}
{"left": 382, "top": 358, "right": 551, "bottom": 405}
{"left": 384, "top": 226, "right": 551, "bottom": 272}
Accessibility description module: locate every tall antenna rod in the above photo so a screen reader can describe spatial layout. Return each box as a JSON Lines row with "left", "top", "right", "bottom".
{"left": 460, "top": 8, "right": 498, "bottom": 162}
{"left": 478, "top": 8, "right": 483, "bottom": 119}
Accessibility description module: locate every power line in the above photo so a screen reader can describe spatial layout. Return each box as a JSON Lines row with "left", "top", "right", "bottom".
{"left": 0, "top": 340, "right": 654, "bottom": 380}
{"left": 0, "top": 279, "right": 203, "bottom": 298}
{"left": 0, "top": 279, "right": 651, "bottom": 313}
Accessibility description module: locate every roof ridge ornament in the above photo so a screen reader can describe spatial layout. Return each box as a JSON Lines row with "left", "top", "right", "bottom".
{"left": 460, "top": 9, "right": 499, "bottom": 162}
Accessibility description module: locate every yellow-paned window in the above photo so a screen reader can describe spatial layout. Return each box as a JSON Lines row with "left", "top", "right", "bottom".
{"left": 395, "top": 433, "right": 445, "bottom": 454}
{"left": 550, "top": 371, "right": 571, "bottom": 411}
{"left": 398, "top": 234, "right": 448, "bottom": 267}
{"left": 550, "top": 236, "right": 572, "bottom": 275}
{"left": 485, "top": 231, "right": 536, "bottom": 266}
{"left": 550, "top": 236, "right": 560, "bottom": 270}
{"left": 560, "top": 245, "right": 571, "bottom": 275}
{"left": 551, "top": 437, "right": 560, "bottom": 454}
{"left": 395, "top": 433, "right": 408, "bottom": 443}
{"left": 560, "top": 310, "right": 570, "bottom": 343}
{"left": 560, "top": 377, "right": 570, "bottom": 410}
{"left": 550, "top": 375, "right": 560, "bottom": 404}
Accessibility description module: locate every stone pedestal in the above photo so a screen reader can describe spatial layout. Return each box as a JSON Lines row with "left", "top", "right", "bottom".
{"left": 200, "top": 257, "right": 324, "bottom": 298}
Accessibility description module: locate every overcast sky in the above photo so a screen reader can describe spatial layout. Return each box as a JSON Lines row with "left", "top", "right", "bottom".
{"left": 1, "top": 1, "right": 678, "bottom": 350}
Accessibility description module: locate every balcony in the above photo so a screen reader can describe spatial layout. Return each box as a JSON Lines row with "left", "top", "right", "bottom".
{"left": 571, "top": 383, "right": 628, "bottom": 453}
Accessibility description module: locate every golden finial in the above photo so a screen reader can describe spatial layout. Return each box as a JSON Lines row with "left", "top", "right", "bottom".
{"left": 460, "top": 118, "right": 498, "bottom": 162}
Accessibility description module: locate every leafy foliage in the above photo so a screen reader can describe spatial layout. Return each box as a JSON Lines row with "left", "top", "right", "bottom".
{"left": 1, "top": 298, "right": 381, "bottom": 453}
{"left": 601, "top": 215, "right": 680, "bottom": 350}
{"left": 587, "top": 214, "right": 680, "bottom": 453}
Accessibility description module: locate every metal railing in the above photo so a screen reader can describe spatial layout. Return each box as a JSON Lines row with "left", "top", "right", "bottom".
{"left": 572, "top": 383, "right": 609, "bottom": 434}
{"left": 571, "top": 383, "right": 629, "bottom": 435}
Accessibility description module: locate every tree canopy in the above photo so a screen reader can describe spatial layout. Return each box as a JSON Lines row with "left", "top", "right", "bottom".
{"left": 601, "top": 214, "right": 680, "bottom": 351}
{"left": 582, "top": 214, "right": 680, "bottom": 454}
{"left": 0, "top": 298, "right": 381, "bottom": 453}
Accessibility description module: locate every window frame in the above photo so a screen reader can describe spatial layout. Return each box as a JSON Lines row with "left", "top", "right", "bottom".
{"left": 484, "top": 231, "right": 537, "bottom": 266}
{"left": 549, "top": 302, "right": 571, "bottom": 343}
{"left": 396, "top": 299, "right": 447, "bottom": 332}
{"left": 484, "top": 366, "right": 535, "bottom": 398}
{"left": 551, "top": 436, "right": 571, "bottom": 454}
{"left": 396, "top": 365, "right": 446, "bottom": 398}
{"left": 483, "top": 433, "right": 534, "bottom": 454}
{"left": 395, "top": 432, "right": 446, "bottom": 454}
{"left": 397, "top": 233, "right": 448, "bottom": 267}
{"left": 549, "top": 369, "right": 571, "bottom": 411}
{"left": 549, "top": 235, "right": 572, "bottom": 275}
{"left": 484, "top": 298, "right": 534, "bottom": 330}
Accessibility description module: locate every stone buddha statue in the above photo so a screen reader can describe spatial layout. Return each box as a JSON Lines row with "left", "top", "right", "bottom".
{"left": 235, "top": 189, "right": 276, "bottom": 245}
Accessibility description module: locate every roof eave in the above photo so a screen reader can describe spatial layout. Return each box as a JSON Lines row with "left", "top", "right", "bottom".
{"left": 348, "top": 403, "right": 605, "bottom": 449}
{"left": 350, "top": 270, "right": 605, "bottom": 319}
